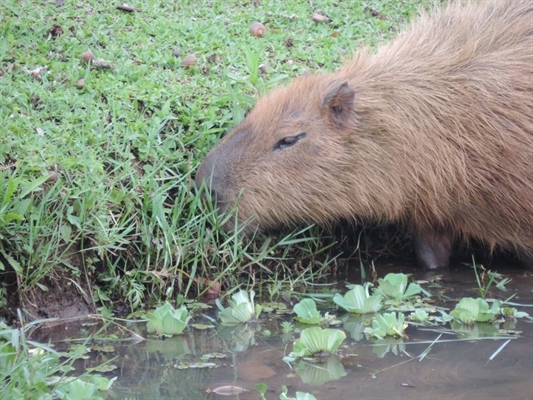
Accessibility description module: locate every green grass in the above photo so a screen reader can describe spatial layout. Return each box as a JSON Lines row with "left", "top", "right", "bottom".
{"left": 1, "top": 0, "right": 436, "bottom": 317}
{"left": 0, "top": 313, "right": 116, "bottom": 399}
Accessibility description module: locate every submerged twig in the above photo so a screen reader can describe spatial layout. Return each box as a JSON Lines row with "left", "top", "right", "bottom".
{"left": 488, "top": 339, "right": 511, "bottom": 361}
{"left": 419, "top": 333, "right": 443, "bottom": 362}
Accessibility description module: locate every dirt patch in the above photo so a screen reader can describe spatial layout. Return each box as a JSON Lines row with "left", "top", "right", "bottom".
{"left": 1, "top": 249, "right": 95, "bottom": 326}
{"left": 22, "top": 274, "right": 95, "bottom": 323}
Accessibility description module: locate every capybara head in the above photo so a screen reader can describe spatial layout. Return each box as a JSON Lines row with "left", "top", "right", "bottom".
{"left": 195, "top": 75, "right": 376, "bottom": 232}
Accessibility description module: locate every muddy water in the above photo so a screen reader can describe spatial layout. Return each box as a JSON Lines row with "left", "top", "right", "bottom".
{"left": 33, "top": 262, "right": 533, "bottom": 400}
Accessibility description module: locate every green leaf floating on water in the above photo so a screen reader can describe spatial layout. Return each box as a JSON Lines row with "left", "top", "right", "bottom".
{"left": 54, "top": 374, "right": 116, "bottom": 400}
{"left": 293, "top": 298, "right": 322, "bottom": 324}
{"left": 280, "top": 385, "right": 318, "bottom": 400}
{"left": 408, "top": 309, "right": 434, "bottom": 323}
{"left": 364, "top": 312, "right": 407, "bottom": 339}
{"left": 450, "top": 297, "right": 501, "bottom": 324}
{"left": 145, "top": 302, "right": 191, "bottom": 336}
{"left": 216, "top": 290, "right": 262, "bottom": 325}
{"left": 333, "top": 284, "right": 383, "bottom": 314}
{"left": 291, "top": 326, "right": 346, "bottom": 357}
{"left": 293, "top": 298, "right": 335, "bottom": 325}
{"left": 55, "top": 380, "right": 99, "bottom": 399}
{"left": 374, "top": 273, "right": 430, "bottom": 302}
{"left": 501, "top": 306, "right": 530, "bottom": 319}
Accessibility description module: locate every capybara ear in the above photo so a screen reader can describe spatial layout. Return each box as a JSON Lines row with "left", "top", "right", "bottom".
{"left": 323, "top": 82, "right": 355, "bottom": 127}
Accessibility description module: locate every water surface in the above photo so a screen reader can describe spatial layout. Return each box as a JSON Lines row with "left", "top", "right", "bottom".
{"left": 33, "top": 261, "right": 533, "bottom": 400}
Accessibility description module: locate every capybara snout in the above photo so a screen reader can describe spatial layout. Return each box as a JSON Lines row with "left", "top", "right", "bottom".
{"left": 196, "top": 0, "right": 533, "bottom": 269}
{"left": 196, "top": 148, "right": 229, "bottom": 205}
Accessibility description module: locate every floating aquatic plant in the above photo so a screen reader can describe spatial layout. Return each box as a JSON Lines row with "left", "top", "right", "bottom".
{"left": 408, "top": 309, "right": 434, "bottom": 323}
{"left": 216, "top": 290, "right": 262, "bottom": 325}
{"left": 258, "top": 384, "right": 318, "bottom": 400}
{"left": 293, "top": 298, "right": 335, "bottom": 325}
{"left": 145, "top": 302, "right": 191, "bottom": 336}
{"left": 280, "top": 385, "right": 318, "bottom": 400}
{"left": 501, "top": 306, "right": 530, "bottom": 320}
{"left": 55, "top": 377, "right": 115, "bottom": 400}
{"left": 364, "top": 312, "right": 408, "bottom": 339}
{"left": 374, "top": 273, "right": 430, "bottom": 302}
{"left": 333, "top": 284, "right": 383, "bottom": 314}
{"left": 450, "top": 297, "right": 500, "bottom": 324}
{"left": 285, "top": 326, "right": 346, "bottom": 362}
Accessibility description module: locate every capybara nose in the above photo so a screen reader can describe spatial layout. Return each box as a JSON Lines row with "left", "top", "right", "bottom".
{"left": 195, "top": 154, "right": 227, "bottom": 206}
{"left": 195, "top": 162, "right": 213, "bottom": 198}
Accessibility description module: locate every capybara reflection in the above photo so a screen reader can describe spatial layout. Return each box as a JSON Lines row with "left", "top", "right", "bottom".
{"left": 196, "top": 0, "right": 533, "bottom": 269}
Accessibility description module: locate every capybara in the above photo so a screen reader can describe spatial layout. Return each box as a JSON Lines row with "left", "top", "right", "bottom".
{"left": 195, "top": 0, "right": 533, "bottom": 269}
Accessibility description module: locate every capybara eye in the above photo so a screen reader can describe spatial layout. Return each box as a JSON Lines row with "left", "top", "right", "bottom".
{"left": 273, "top": 133, "right": 306, "bottom": 151}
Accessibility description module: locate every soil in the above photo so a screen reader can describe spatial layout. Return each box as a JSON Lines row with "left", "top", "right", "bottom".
{"left": 1, "top": 249, "right": 95, "bottom": 327}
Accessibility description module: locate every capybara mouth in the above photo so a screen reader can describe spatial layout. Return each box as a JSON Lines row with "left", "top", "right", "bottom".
{"left": 195, "top": 177, "right": 260, "bottom": 236}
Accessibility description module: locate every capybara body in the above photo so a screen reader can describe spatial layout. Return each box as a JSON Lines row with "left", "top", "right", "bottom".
{"left": 196, "top": 0, "right": 533, "bottom": 269}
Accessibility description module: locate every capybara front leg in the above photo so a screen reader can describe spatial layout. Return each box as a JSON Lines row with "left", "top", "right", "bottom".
{"left": 413, "top": 230, "right": 452, "bottom": 269}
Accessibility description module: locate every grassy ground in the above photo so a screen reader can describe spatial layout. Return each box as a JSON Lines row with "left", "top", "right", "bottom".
{"left": 1, "top": 0, "right": 435, "bottom": 320}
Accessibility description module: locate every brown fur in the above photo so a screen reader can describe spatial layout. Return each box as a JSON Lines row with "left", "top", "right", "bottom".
{"left": 196, "top": 0, "right": 533, "bottom": 268}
